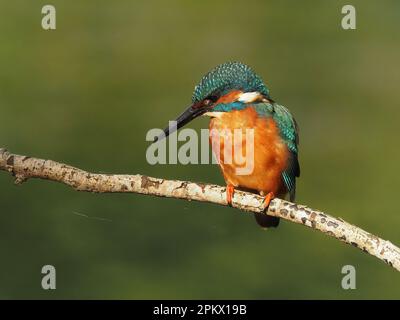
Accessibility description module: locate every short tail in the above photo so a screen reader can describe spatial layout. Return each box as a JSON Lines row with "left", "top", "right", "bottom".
{"left": 254, "top": 214, "right": 280, "bottom": 228}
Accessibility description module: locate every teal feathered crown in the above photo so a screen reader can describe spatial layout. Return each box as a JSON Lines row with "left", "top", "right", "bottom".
{"left": 192, "top": 62, "right": 270, "bottom": 103}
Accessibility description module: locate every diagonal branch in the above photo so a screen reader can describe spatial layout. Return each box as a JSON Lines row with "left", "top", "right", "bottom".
{"left": 1, "top": 147, "right": 399, "bottom": 272}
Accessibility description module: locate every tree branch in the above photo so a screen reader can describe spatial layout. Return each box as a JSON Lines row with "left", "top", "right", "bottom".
{"left": 1, "top": 147, "right": 399, "bottom": 272}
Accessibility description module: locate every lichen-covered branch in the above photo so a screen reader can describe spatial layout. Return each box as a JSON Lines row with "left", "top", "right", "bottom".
{"left": 1, "top": 147, "right": 399, "bottom": 272}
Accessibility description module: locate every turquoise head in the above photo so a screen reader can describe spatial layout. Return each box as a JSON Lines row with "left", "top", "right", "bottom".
{"left": 192, "top": 61, "right": 270, "bottom": 103}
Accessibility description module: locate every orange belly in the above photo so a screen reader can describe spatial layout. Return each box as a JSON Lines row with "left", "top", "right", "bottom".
{"left": 209, "top": 107, "right": 289, "bottom": 196}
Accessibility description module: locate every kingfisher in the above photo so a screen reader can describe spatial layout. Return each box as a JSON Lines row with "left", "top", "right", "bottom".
{"left": 156, "top": 62, "right": 300, "bottom": 228}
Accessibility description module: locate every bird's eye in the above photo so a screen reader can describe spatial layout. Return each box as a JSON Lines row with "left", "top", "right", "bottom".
{"left": 203, "top": 95, "right": 218, "bottom": 106}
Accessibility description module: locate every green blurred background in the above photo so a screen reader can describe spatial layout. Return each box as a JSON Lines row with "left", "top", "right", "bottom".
{"left": 0, "top": 0, "right": 399, "bottom": 299}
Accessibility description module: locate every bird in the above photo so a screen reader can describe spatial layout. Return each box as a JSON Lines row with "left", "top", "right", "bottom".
{"left": 156, "top": 62, "right": 300, "bottom": 228}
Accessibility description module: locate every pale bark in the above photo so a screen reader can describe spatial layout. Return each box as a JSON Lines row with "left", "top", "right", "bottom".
{"left": 1, "top": 147, "right": 399, "bottom": 272}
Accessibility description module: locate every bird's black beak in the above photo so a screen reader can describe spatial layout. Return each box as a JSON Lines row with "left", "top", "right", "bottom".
{"left": 154, "top": 101, "right": 210, "bottom": 143}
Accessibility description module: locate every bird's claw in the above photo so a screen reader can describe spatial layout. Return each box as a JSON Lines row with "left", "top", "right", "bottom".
{"left": 263, "top": 192, "right": 275, "bottom": 210}
{"left": 226, "top": 184, "right": 235, "bottom": 206}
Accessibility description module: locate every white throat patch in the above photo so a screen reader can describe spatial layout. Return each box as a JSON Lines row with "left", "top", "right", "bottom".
{"left": 203, "top": 111, "right": 224, "bottom": 118}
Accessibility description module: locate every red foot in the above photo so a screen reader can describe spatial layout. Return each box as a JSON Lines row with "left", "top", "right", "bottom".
{"left": 226, "top": 184, "right": 235, "bottom": 206}
{"left": 263, "top": 192, "right": 275, "bottom": 210}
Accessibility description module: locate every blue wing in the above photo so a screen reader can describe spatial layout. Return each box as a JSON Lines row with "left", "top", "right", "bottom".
{"left": 282, "top": 152, "right": 300, "bottom": 201}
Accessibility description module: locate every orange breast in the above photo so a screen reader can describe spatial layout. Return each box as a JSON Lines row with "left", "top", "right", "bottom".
{"left": 209, "top": 107, "right": 289, "bottom": 196}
